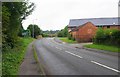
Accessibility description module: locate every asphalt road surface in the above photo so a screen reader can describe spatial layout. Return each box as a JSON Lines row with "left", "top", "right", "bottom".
{"left": 34, "top": 38, "right": 119, "bottom": 75}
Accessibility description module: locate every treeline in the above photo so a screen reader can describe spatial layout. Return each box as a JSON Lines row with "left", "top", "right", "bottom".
{"left": 93, "top": 28, "right": 120, "bottom": 47}
{"left": 27, "top": 24, "right": 42, "bottom": 38}
{"left": 42, "top": 30, "right": 59, "bottom": 37}
{"left": 57, "top": 26, "right": 68, "bottom": 37}
{"left": 57, "top": 26, "right": 74, "bottom": 40}
{"left": 2, "top": 1, "right": 35, "bottom": 49}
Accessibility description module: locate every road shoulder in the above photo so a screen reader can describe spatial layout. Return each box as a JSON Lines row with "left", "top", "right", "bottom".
{"left": 19, "top": 42, "right": 42, "bottom": 75}
{"left": 54, "top": 37, "right": 119, "bottom": 57}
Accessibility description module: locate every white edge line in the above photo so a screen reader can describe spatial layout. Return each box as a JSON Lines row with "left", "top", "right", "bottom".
{"left": 56, "top": 47, "right": 58, "bottom": 49}
{"left": 65, "top": 51, "right": 83, "bottom": 58}
{"left": 91, "top": 61, "right": 120, "bottom": 73}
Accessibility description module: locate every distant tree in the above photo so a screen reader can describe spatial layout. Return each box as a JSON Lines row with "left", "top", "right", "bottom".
{"left": 18, "top": 24, "right": 24, "bottom": 37}
{"left": 57, "top": 26, "right": 68, "bottom": 37}
{"left": 27, "top": 24, "right": 42, "bottom": 38}
{"left": 42, "top": 30, "right": 59, "bottom": 37}
{"left": 63, "top": 26, "right": 68, "bottom": 37}
{"left": 22, "top": 29, "right": 31, "bottom": 37}
{"left": 57, "top": 30, "right": 63, "bottom": 37}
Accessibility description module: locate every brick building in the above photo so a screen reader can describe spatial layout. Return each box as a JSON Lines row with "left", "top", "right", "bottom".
{"left": 68, "top": 17, "right": 120, "bottom": 42}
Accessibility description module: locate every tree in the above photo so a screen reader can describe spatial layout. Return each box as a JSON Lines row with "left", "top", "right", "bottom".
{"left": 2, "top": 1, "right": 35, "bottom": 48}
{"left": 57, "top": 26, "right": 68, "bottom": 37}
{"left": 2, "top": 5, "right": 10, "bottom": 48}
{"left": 27, "top": 24, "right": 42, "bottom": 38}
{"left": 63, "top": 26, "right": 68, "bottom": 37}
{"left": 18, "top": 23, "right": 24, "bottom": 37}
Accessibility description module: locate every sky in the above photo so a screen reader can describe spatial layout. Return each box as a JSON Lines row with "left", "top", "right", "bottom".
{"left": 22, "top": 0, "right": 119, "bottom": 31}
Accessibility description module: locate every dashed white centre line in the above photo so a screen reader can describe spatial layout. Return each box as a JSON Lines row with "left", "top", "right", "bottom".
{"left": 56, "top": 47, "right": 62, "bottom": 50}
{"left": 65, "top": 51, "right": 83, "bottom": 58}
{"left": 52, "top": 40, "right": 119, "bottom": 73}
{"left": 91, "top": 61, "right": 120, "bottom": 73}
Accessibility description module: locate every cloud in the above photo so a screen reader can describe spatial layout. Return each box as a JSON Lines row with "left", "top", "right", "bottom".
{"left": 22, "top": 0, "right": 119, "bottom": 30}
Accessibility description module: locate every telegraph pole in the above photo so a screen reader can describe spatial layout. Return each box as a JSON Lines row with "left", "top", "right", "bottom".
{"left": 32, "top": 19, "right": 37, "bottom": 38}
{"left": 33, "top": 20, "right": 34, "bottom": 38}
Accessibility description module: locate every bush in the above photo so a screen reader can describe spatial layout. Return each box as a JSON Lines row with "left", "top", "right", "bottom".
{"left": 68, "top": 33, "right": 75, "bottom": 41}
{"left": 94, "top": 28, "right": 120, "bottom": 47}
{"left": 2, "top": 37, "right": 34, "bottom": 75}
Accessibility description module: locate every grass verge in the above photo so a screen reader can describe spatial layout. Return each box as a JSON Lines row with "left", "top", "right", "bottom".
{"left": 32, "top": 45, "right": 45, "bottom": 75}
{"left": 84, "top": 44, "right": 120, "bottom": 52}
{"left": 2, "top": 37, "right": 34, "bottom": 75}
{"left": 59, "top": 37, "right": 77, "bottom": 43}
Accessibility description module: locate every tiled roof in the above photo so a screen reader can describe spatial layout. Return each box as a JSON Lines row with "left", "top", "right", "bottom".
{"left": 68, "top": 17, "right": 120, "bottom": 27}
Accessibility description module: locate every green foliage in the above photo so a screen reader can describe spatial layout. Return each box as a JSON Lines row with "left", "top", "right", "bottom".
{"left": 2, "top": 1, "right": 35, "bottom": 76}
{"left": 84, "top": 44, "right": 120, "bottom": 52}
{"left": 18, "top": 24, "right": 24, "bottom": 37}
{"left": 42, "top": 33, "right": 49, "bottom": 37}
{"left": 42, "top": 30, "right": 59, "bottom": 37}
{"left": 57, "top": 30, "right": 64, "bottom": 37}
{"left": 43, "top": 30, "right": 59, "bottom": 34}
{"left": 94, "top": 28, "right": 120, "bottom": 46}
{"left": 2, "top": 1, "right": 35, "bottom": 48}
{"left": 57, "top": 26, "right": 68, "bottom": 37}
{"left": 57, "top": 26, "right": 75, "bottom": 41}
{"left": 67, "top": 33, "right": 75, "bottom": 41}
{"left": 27, "top": 24, "right": 42, "bottom": 38}
{"left": 22, "top": 29, "right": 31, "bottom": 37}
{"left": 2, "top": 37, "right": 34, "bottom": 75}
{"left": 59, "top": 37, "right": 76, "bottom": 43}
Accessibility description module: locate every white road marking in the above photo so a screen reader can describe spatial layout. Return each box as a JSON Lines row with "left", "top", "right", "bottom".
{"left": 52, "top": 39, "right": 119, "bottom": 73}
{"left": 91, "top": 61, "right": 120, "bottom": 73}
{"left": 63, "top": 42, "right": 66, "bottom": 44}
{"left": 65, "top": 51, "right": 83, "bottom": 58}
{"left": 55, "top": 47, "right": 62, "bottom": 50}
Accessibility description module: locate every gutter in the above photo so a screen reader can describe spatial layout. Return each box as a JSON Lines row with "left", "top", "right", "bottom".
{"left": 32, "top": 42, "right": 46, "bottom": 76}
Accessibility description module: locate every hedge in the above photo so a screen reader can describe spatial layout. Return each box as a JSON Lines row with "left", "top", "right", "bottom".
{"left": 93, "top": 28, "right": 120, "bottom": 47}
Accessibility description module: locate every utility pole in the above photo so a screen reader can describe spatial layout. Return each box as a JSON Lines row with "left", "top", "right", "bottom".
{"left": 33, "top": 20, "right": 34, "bottom": 38}
{"left": 32, "top": 19, "right": 37, "bottom": 38}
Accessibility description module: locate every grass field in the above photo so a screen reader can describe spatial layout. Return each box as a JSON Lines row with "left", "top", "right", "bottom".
{"left": 2, "top": 37, "right": 34, "bottom": 75}
{"left": 59, "top": 37, "right": 77, "bottom": 43}
{"left": 84, "top": 44, "right": 120, "bottom": 52}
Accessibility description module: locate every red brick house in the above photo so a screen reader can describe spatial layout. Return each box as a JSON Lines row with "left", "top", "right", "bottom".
{"left": 76, "top": 22, "right": 97, "bottom": 42}
{"left": 70, "top": 28, "right": 77, "bottom": 39}
{"left": 70, "top": 22, "right": 97, "bottom": 42}
{"left": 68, "top": 17, "right": 120, "bottom": 42}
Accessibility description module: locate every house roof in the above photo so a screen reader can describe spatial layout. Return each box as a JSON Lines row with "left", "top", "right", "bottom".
{"left": 68, "top": 17, "right": 120, "bottom": 27}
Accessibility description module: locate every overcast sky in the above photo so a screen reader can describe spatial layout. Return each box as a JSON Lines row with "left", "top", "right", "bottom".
{"left": 22, "top": 0, "right": 119, "bottom": 30}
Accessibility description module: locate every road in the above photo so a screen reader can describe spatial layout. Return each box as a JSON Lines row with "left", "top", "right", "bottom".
{"left": 34, "top": 38, "right": 119, "bottom": 75}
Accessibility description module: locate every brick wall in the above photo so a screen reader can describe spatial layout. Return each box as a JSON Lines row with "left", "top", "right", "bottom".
{"left": 69, "top": 23, "right": 119, "bottom": 43}
{"left": 102, "top": 25, "right": 120, "bottom": 30}
{"left": 70, "top": 31, "right": 77, "bottom": 39}
{"left": 76, "top": 22, "right": 98, "bottom": 42}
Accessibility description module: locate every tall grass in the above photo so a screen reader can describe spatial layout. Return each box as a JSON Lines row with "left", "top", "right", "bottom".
{"left": 2, "top": 37, "right": 34, "bottom": 75}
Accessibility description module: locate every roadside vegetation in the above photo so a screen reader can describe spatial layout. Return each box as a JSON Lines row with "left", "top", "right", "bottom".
{"left": 42, "top": 30, "right": 59, "bottom": 37}
{"left": 59, "top": 37, "right": 76, "bottom": 43}
{"left": 27, "top": 24, "right": 42, "bottom": 38}
{"left": 2, "top": 38, "right": 34, "bottom": 75}
{"left": 2, "top": 1, "right": 36, "bottom": 76}
{"left": 84, "top": 44, "right": 120, "bottom": 52}
{"left": 84, "top": 28, "right": 120, "bottom": 52}
{"left": 57, "top": 26, "right": 76, "bottom": 43}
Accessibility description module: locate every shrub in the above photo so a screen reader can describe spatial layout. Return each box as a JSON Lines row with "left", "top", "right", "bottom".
{"left": 68, "top": 33, "right": 75, "bottom": 41}
{"left": 94, "top": 28, "right": 120, "bottom": 47}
